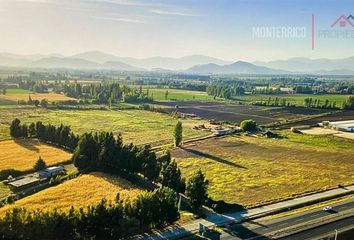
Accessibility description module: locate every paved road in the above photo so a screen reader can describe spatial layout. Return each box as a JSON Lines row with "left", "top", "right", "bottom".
{"left": 220, "top": 198, "right": 354, "bottom": 240}
{"left": 279, "top": 216, "right": 354, "bottom": 240}
{"left": 142, "top": 185, "right": 354, "bottom": 239}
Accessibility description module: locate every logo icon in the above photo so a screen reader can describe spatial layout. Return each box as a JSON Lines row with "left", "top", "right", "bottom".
{"left": 331, "top": 14, "right": 354, "bottom": 28}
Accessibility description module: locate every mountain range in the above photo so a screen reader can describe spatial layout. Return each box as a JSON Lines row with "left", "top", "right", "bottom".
{"left": 186, "top": 61, "right": 289, "bottom": 75}
{"left": 1, "top": 51, "right": 354, "bottom": 75}
{"left": 254, "top": 57, "right": 354, "bottom": 73}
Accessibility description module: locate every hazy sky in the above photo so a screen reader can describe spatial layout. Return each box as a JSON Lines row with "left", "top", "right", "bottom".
{"left": 0, "top": 0, "right": 354, "bottom": 61}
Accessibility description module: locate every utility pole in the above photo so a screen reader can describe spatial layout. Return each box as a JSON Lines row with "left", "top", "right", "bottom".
{"left": 177, "top": 194, "right": 182, "bottom": 211}
{"left": 334, "top": 229, "right": 338, "bottom": 240}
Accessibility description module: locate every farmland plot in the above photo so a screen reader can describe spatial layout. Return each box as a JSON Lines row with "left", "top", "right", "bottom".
{"left": 172, "top": 133, "right": 354, "bottom": 208}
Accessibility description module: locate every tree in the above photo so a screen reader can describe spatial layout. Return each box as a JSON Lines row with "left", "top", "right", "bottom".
{"left": 28, "top": 95, "right": 33, "bottom": 105}
{"left": 34, "top": 157, "right": 46, "bottom": 171}
{"left": 10, "top": 118, "right": 22, "bottom": 138}
{"left": 137, "top": 145, "right": 159, "bottom": 181}
{"left": 73, "top": 133, "right": 99, "bottom": 171}
{"left": 28, "top": 123, "right": 36, "bottom": 137}
{"left": 33, "top": 99, "right": 40, "bottom": 107}
{"left": 40, "top": 98, "right": 48, "bottom": 108}
{"left": 164, "top": 90, "right": 169, "bottom": 100}
{"left": 2, "top": 89, "right": 6, "bottom": 95}
{"left": 160, "top": 160, "right": 185, "bottom": 193}
{"left": 345, "top": 96, "right": 354, "bottom": 110}
{"left": 240, "top": 119, "right": 257, "bottom": 132}
{"left": 186, "top": 169, "right": 209, "bottom": 211}
{"left": 174, "top": 121, "right": 183, "bottom": 147}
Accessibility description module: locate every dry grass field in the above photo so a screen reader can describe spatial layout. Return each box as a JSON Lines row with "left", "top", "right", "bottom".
{"left": 172, "top": 132, "right": 354, "bottom": 208}
{"left": 0, "top": 92, "right": 76, "bottom": 103}
{"left": 301, "top": 127, "right": 354, "bottom": 140}
{"left": 0, "top": 172, "right": 144, "bottom": 214}
{"left": 0, "top": 139, "right": 72, "bottom": 171}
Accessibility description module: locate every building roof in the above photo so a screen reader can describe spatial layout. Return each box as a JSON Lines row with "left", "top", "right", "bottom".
{"left": 329, "top": 120, "right": 354, "bottom": 125}
{"left": 44, "top": 166, "right": 65, "bottom": 173}
{"left": 8, "top": 177, "right": 40, "bottom": 188}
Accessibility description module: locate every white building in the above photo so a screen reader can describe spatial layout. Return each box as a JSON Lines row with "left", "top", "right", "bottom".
{"left": 37, "top": 166, "right": 66, "bottom": 179}
{"left": 320, "top": 120, "right": 354, "bottom": 132}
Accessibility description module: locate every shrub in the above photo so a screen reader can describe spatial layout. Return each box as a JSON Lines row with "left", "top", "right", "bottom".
{"left": 240, "top": 119, "right": 257, "bottom": 132}
{"left": 33, "top": 157, "right": 46, "bottom": 171}
{"left": 0, "top": 169, "right": 22, "bottom": 181}
{"left": 4, "top": 195, "right": 16, "bottom": 205}
{"left": 49, "top": 176, "right": 63, "bottom": 186}
{"left": 206, "top": 198, "right": 245, "bottom": 213}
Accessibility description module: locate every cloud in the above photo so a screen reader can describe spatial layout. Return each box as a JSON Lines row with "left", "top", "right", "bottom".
{"left": 151, "top": 9, "right": 199, "bottom": 17}
{"left": 89, "top": 0, "right": 163, "bottom": 7}
{"left": 94, "top": 16, "right": 146, "bottom": 23}
{"left": 1, "top": 0, "right": 57, "bottom": 3}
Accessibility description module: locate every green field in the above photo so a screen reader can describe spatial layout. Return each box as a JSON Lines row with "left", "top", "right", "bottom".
{"left": 172, "top": 132, "right": 354, "bottom": 208}
{"left": 0, "top": 99, "right": 16, "bottom": 105}
{"left": 0, "top": 108, "right": 209, "bottom": 146}
{"left": 146, "top": 88, "right": 215, "bottom": 101}
{"left": 5, "top": 89, "right": 31, "bottom": 94}
{"left": 233, "top": 94, "right": 350, "bottom": 107}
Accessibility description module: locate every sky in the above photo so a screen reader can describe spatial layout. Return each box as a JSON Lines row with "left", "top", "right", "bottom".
{"left": 0, "top": 0, "right": 354, "bottom": 61}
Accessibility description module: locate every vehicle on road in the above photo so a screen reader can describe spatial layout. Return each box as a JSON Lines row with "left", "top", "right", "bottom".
{"left": 323, "top": 206, "right": 333, "bottom": 212}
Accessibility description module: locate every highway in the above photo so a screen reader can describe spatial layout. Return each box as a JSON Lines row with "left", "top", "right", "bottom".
{"left": 280, "top": 216, "right": 354, "bottom": 240}
{"left": 219, "top": 198, "right": 354, "bottom": 239}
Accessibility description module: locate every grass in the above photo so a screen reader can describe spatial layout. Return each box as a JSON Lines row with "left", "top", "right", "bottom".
{"left": 280, "top": 131, "right": 354, "bottom": 150}
{"left": 0, "top": 108, "right": 209, "bottom": 146}
{"left": 0, "top": 183, "right": 11, "bottom": 199}
{"left": 0, "top": 139, "right": 72, "bottom": 172}
{"left": 5, "top": 89, "right": 31, "bottom": 94}
{"left": 0, "top": 99, "right": 16, "bottom": 105}
{"left": 146, "top": 88, "right": 215, "bottom": 101}
{"left": 0, "top": 172, "right": 144, "bottom": 214}
{"left": 172, "top": 133, "right": 354, "bottom": 208}
{"left": 0, "top": 92, "right": 76, "bottom": 103}
{"left": 233, "top": 94, "right": 350, "bottom": 107}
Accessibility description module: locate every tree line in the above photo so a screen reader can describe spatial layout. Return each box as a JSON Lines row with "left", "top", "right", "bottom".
{"left": 59, "top": 82, "right": 153, "bottom": 104}
{"left": 0, "top": 187, "right": 179, "bottom": 240}
{"left": 9, "top": 119, "right": 186, "bottom": 193}
{"left": 254, "top": 96, "right": 294, "bottom": 107}
{"left": 72, "top": 131, "right": 186, "bottom": 193}
{"left": 10, "top": 119, "right": 79, "bottom": 151}
{"left": 17, "top": 95, "right": 49, "bottom": 108}
{"left": 303, "top": 97, "right": 340, "bottom": 109}
{"left": 206, "top": 83, "right": 245, "bottom": 99}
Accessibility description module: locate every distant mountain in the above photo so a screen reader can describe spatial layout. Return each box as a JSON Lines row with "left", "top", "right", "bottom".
{"left": 0, "top": 53, "right": 64, "bottom": 67}
{"left": 29, "top": 57, "right": 101, "bottom": 69}
{"left": 187, "top": 61, "right": 289, "bottom": 74}
{"left": 71, "top": 51, "right": 231, "bottom": 70}
{"left": 26, "top": 57, "right": 142, "bottom": 71}
{"left": 1, "top": 51, "right": 354, "bottom": 74}
{"left": 122, "top": 55, "right": 231, "bottom": 70}
{"left": 102, "top": 61, "right": 143, "bottom": 71}
{"left": 71, "top": 51, "right": 121, "bottom": 64}
{"left": 254, "top": 57, "right": 354, "bottom": 72}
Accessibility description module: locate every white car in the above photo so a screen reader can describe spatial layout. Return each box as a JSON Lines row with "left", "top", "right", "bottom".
{"left": 323, "top": 206, "right": 333, "bottom": 211}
